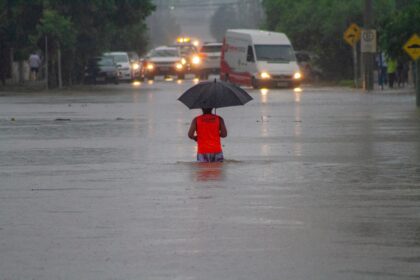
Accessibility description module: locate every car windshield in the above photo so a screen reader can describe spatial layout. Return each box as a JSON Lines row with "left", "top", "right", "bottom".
{"left": 150, "top": 49, "right": 179, "bottom": 57}
{"left": 201, "top": 45, "right": 222, "bottom": 53}
{"left": 110, "top": 54, "right": 129, "bottom": 63}
{"left": 97, "top": 58, "right": 114, "bottom": 66}
{"left": 178, "top": 45, "right": 197, "bottom": 56}
{"left": 254, "top": 45, "right": 296, "bottom": 62}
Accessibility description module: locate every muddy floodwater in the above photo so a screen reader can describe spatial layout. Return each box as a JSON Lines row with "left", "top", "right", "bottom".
{"left": 1, "top": 82, "right": 420, "bottom": 279}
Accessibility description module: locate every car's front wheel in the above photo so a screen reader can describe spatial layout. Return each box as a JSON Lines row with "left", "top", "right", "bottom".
{"left": 251, "top": 77, "right": 260, "bottom": 89}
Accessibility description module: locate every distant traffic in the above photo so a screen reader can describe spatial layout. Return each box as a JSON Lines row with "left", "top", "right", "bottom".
{"left": 84, "top": 30, "right": 311, "bottom": 89}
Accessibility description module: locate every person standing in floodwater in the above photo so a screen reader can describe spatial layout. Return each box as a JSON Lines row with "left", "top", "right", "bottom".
{"left": 188, "top": 108, "right": 227, "bottom": 162}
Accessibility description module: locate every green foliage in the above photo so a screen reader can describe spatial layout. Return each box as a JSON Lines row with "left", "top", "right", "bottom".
{"left": 1, "top": 0, "right": 44, "bottom": 59}
{"left": 261, "top": 0, "right": 395, "bottom": 80}
{"left": 33, "top": 9, "right": 76, "bottom": 49}
{"left": 379, "top": 0, "right": 420, "bottom": 59}
{"left": 0, "top": 0, "right": 155, "bottom": 86}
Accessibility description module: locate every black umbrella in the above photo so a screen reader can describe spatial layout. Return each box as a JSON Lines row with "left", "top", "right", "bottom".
{"left": 178, "top": 79, "right": 253, "bottom": 109}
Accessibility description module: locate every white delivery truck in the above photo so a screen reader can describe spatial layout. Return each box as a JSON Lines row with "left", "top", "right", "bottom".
{"left": 220, "top": 29, "right": 302, "bottom": 88}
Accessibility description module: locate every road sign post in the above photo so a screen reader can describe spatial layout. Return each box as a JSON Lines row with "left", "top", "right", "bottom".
{"left": 361, "top": 29, "right": 376, "bottom": 91}
{"left": 417, "top": 60, "right": 420, "bottom": 107}
{"left": 343, "top": 23, "right": 361, "bottom": 88}
{"left": 362, "top": 0, "right": 374, "bottom": 91}
{"left": 403, "top": 34, "right": 420, "bottom": 107}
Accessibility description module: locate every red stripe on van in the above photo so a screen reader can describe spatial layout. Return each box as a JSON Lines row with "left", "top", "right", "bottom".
{"left": 220, "top": 40, "right": 252, "bottom": 87}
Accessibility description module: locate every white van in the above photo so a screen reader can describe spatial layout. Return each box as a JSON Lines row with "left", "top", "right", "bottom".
{"left": 220, "top": 29, "right": 302, "bottom": 88}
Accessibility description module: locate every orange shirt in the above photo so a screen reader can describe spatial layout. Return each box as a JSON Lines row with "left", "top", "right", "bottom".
{"left": 196, "top": 114, "right": 222, "bottom": 154}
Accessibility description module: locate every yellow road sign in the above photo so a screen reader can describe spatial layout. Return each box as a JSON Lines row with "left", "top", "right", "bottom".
{"left": 344, "top": 23, "right": 361, "bottom": 47}
{"left": 403, "top": 34, "right": 420, "bottom": 60}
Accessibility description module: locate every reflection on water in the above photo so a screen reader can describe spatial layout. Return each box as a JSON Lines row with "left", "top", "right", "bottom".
{"left": 193, "top": 162, "right": 224, "bottom": 182}
{"left": 260, "top": 88, "right": 269, "bottom": 104}
{"left": 294, "top": 90, "right": 302, "bottom": 103}
{"left": 147, "top": 80, "right": 154, "bottom": 85}
{"left": 294, "top": 89, "right": 302, "bottom": 157}
{"left": 132, "top": 81, "right": 141, "bottom": 87}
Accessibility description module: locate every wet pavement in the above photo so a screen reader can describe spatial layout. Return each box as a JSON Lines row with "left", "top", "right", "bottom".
{"left": 1, "top": 80, "right": 420, "bottom": 279}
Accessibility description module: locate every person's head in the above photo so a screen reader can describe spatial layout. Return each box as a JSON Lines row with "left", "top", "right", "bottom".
{"left": 202, "top": 108, "right": 213, "bottom": 114}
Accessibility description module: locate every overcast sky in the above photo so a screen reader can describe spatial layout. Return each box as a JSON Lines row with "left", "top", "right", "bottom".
{"left": 170, "top": 3, "right": 217, "bottom": 41}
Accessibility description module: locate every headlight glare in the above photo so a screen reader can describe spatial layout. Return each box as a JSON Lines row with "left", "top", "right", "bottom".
{"left": 132, "top": 63, "right": 140, "bottom": 70}
{"left": 293, "top": 72, "right": 302, "bottom": 79}
{"left": 146, "top": 63, "right": 154, "bottom": 70}
{"left": 192, "top": 56, "right": 201, "bottom": 65}
{"left": 260, "top": 72, "right": 271, "bottom": 79}
{"left": 175, "top": 63, "right": 183, "bottom": 70}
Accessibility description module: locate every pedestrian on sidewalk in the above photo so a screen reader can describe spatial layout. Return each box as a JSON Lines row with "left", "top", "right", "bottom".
{"left": 387, "top": 57, "right": 397, "bottom": 88}
{"left": 188, "top": 108, "right": 227, "bottom": 162}
{"left": 28, "top": 51, "right": 42, "bottom": 81}
{"left": 377, "top": 52, "right": 388, "bottom": 86}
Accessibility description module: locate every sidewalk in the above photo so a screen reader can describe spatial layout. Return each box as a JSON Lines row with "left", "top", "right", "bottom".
{"left": 370, "top": 83, "right": 416, "bottom": 95}
{"left": 0, "top": 80, "right": 47, "bottom": 92}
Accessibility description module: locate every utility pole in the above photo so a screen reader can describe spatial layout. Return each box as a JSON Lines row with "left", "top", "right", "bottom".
{"left": 416, "top": 59, "right": 420, "bottom": 107}
{"left": 363, "top": 0, "right": 374, "bottom": 91}
{"left": 45, "top": 36, "right": 48, "bottom": 90}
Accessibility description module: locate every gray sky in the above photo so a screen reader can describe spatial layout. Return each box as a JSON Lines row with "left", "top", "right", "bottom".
{"left": 170, "top": 2, "right": 218, "bottom": 42}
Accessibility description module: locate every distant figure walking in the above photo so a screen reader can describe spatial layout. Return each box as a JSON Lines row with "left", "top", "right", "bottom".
{"left": 28, "top": 52, "right": 42, "bottom": 81}
{"left": 188, "top": 108, "right": 227, "bottom": 162}
{"left": 387, "top": 57, "right": 397, "bottom": 88}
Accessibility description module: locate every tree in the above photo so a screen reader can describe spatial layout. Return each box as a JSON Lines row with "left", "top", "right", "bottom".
{"left": 31, "top": 9, "right": 76, "bottom": 87}
{"left": 379, "top": 0, "right": 420, "bottom": 59}
{"left": 0, "top": 0, "right": 43, "bottom": 83}
{"left": 0, "top": 0, "right": 155, "bottom": 87}
{"left": 261, "top": 0, "right": 395, "bottom": 80}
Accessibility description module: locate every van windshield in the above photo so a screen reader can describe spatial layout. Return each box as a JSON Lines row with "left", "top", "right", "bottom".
{"left": 254, "top": 45, "right": 296, "bottom": 62}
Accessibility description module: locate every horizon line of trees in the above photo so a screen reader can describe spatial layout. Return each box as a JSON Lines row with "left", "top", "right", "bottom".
{"left": 0, "top": 0, "right": 155, "bottom": 87}
{"left": 261, "top": 0, "right": 420, "bottom": 81}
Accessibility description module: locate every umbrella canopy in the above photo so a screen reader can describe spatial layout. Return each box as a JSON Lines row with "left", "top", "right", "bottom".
{"left": 178, "top": 79, "right": 253, "bottom": 109}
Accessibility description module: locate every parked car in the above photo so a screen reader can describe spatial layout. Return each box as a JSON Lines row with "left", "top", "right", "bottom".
{"left": 84, "top": 56, "right": 119, "bottom": 84}
{"left": 197, "top": 42, "right": 222, "bottom": 79}
{"left": 142, "top": 46, "right": 187, "bottom": 80}
{"left": 103, "top": 52, "right": 133, "bottom": 81}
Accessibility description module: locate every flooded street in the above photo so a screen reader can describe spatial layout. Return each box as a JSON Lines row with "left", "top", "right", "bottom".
{"left": 1, "top": 81, "right": 420, "bottom": 279}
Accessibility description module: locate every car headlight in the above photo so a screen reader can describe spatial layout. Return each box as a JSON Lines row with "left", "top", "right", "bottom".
{"left": 175, "top": 63, "right": 183, "bottom": 70}
{"left": 192, "top": 55, "right": 201, "bottom": 65}
{"left": 146, "top": 63, "right": 154, "bottom": 70}
{"left": 132, "top": 63, "right": 140, "bottom": 70}
{"left": 260, "top": 72, "right": 271, "bottom": 79}
{"left": 293, "top": 72, "right": 302, "bottom": 79}
{"left": 181, "top": 58, "right": 187, "bottom": 65}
